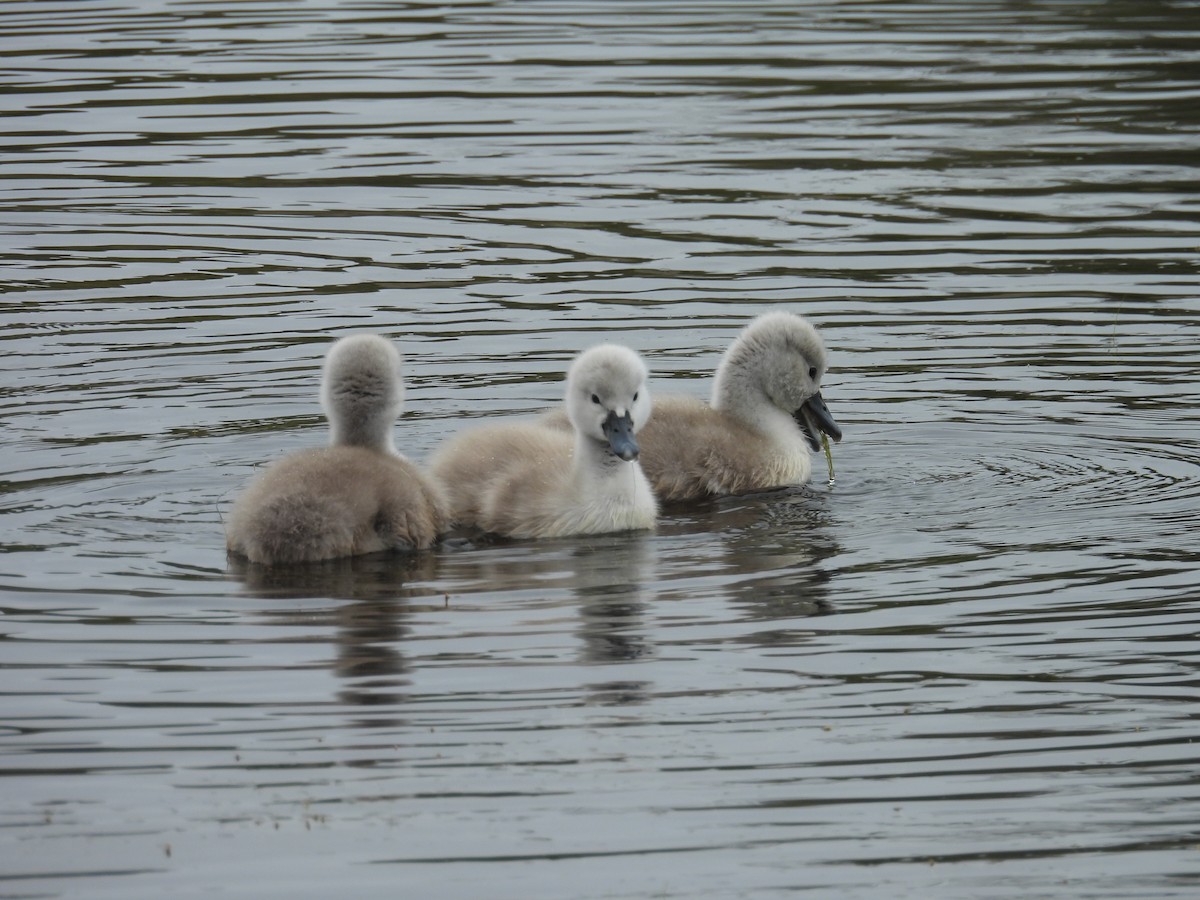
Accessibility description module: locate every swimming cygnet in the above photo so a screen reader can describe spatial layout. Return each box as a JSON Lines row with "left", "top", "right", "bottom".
{"left": 225, "top": 334, "right": 449, "bottom": 565}
{"left": 430, "top": 344, "right": 657, "bottom": 539}
{"left": 542, "top": 311, "right": 842, "bottom": 503}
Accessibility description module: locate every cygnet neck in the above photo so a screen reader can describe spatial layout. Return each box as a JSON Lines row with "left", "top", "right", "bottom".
{"left": 573, "top": 430, "right": 632, "bottom": 481}
{"left": 712, "top": 357, "right": 797, "bottom": 440}
{"left": 329, "top": 412, "right": 397, "bottom": 455}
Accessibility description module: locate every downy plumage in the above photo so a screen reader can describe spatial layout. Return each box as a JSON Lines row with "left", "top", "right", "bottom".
{"left": 542, "top": 311, "right": 842, "bottom": 503}
{"left": 225, "top": 334, "right": 449, "bottom": 564}
{"left": 430, "top": 344, "right": 657, "bottom": 539}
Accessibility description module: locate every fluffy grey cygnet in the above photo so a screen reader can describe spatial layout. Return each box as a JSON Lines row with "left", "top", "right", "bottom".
{"left": 430, "top": 343, "right": 657, "bottom": 539}
{"left": 225, "top": 334, "right": 449, "bottom": 564}
{"left": 542, "top": 311, "right": 842, "bottom": 502}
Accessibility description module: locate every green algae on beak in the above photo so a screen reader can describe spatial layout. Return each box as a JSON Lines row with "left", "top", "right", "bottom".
{"left": 821, "top": 432, "right": 835, "bottom": 485}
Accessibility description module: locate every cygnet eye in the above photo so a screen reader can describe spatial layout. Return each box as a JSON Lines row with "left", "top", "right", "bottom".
{"left": 808, "top": 366, "right": 818, "bottom": 381}
{"left": 632, "top": 391, "right": 639, "bottom": 402}
{"left": 591, "top": 393, "right": 601, "bottom": 404}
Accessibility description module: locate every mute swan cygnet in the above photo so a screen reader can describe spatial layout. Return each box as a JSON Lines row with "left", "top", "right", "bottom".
{"left": 542, "top": 311, "right": 842, "bottom": 503}
{"left": 430, "top": 344, "right": 657, "bottom": 539}
{"left": 225, "top": 334, "right": 449, "bottom": 565}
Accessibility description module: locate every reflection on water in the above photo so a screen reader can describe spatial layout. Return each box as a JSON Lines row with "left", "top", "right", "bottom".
{"left": 2, "top": 0, "right": 1200, "bottom": 897}
{"left": 232, "top": 553, "right": 437, "bottom": 707}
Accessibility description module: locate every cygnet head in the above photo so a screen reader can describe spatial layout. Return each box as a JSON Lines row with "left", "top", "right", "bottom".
{"left": 713, "top": 311, "right": 842, "bottom": 449}
{"left": 564, "top": 343, "right": 652, "bottom": 462}
{"left": 319, "top": 333, "right": 404, "bottom": 453}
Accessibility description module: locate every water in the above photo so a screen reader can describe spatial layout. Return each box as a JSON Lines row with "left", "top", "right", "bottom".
{"left": 3, "top": 1, "right": 1200, "bottom": 896}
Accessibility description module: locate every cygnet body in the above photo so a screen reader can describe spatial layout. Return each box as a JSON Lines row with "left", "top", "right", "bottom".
{"left": 430, "top": 344, "right": 657, "bottom": 539}
{"left": 225, "top": 334, "right": 449, "bottom": 565}
{"left": 542, "top": 311, "right": 842, "bottom": 503}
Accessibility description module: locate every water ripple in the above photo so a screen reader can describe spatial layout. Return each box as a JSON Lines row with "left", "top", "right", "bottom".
{"left": 3, "top": 1, "right": 1200, "bottom": 897}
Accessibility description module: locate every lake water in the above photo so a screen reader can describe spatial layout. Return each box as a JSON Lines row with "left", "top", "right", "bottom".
{"left": 2, "top": 1, "right": 1199, "bottom": 897}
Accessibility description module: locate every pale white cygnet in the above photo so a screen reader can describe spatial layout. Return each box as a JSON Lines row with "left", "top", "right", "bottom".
{"left": 430, "top": 343, "right": 657, "bottom": 539}
{"left": 542, "top": 311, "right": 842, "bottom": 503}
{"left": 225, "top": 334, "right": 449, "bottom": 565}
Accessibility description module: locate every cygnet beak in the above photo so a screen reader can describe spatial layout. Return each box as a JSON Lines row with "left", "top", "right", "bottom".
{"left": 794, "top": 391, "right": 842, "bottom": 452}
{"left": 602, "top": 410, "right": 639, "bottom": 461}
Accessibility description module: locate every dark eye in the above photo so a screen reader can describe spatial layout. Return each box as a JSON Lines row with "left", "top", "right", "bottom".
{"left": 808, "top": 366, "right": 817, "bottom": 380}
{"left": 591, "top": 393, "right": 601, "bottom": 404}
{"left": 632, "top": 391, "right": 639, "bottom": 402}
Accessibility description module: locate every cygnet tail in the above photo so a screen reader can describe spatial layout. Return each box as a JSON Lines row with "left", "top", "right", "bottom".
{"left": 229, "top": 494, "right": 355, "bottom": 566}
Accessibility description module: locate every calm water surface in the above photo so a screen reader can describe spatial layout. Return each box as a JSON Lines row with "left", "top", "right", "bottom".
{"left": 2, "top": 1, "right": 1200, "bottom": 897}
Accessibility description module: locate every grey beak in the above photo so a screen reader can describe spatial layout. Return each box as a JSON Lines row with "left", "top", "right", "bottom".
{"left": 602, "top": 410, "right": 639, "bottom": 461}
{"left": 794, "top": 391, "right": 842, "bottom": 452}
